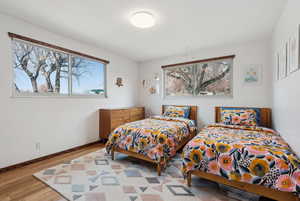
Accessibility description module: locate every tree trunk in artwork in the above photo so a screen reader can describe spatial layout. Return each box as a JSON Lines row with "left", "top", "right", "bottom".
{"left": 55, "top": 67, "right": 61, "bottom": 93}
{"left": 14, "top": 83, "right": 20, "bottom": 93}
{"left": 194, "top": 64, "right": 208, "bottom": 94}
{"left": 199, "top": 66, "right": 230, "bottom": 91}
{"left": 45, "top": 74, "right": 54, "bottom": 92}
{"left": 194, "top": 63, "right": 230, "bottom": 95}
{"left": 30, "top": 78, "right": 38, "bottom": 93}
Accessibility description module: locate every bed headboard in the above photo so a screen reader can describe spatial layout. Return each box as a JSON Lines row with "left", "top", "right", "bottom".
{"left": 215, "top": 107, "right": 272, "bottom": 128}
{"left": 162, "top": 105, "right": 197, "bottom": 123}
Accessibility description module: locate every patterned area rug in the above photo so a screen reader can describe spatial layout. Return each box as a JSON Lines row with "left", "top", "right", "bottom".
{"left": 34, "top": 149, "right": 240, "bottom": 201}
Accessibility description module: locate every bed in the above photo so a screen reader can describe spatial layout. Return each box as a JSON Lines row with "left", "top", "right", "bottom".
{"left": 183, "top": 107, "right": 300, "bottom": 201}
{"left": 106, "top": 105, "right": 197, "bottom": 175}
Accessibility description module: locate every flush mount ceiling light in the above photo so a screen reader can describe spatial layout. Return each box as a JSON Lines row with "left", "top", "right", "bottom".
{"left": 130, "top": 11, "right": 155, "bottom": 28}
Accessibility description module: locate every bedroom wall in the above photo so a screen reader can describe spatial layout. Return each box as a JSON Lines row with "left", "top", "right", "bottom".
{"left": 0, "top": 13, "right": 139, "bottom": 168}
{"left": 271, "top": 0, "right": 300, "bottom": 155}
{"left": 138, "top": 39, "right": 273, "bottom": 128}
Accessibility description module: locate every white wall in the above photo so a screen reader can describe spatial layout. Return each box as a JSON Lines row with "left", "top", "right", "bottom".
{"left": 138, "top": 39, "right": 273, "bottom": 128}
{"left": 0, "top": 13, "right": 139, "bottom": 168}
{"left": 271, "top": 0, "right": 300, "bottom": 155}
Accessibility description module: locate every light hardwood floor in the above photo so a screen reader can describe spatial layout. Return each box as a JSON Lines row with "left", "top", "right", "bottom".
{"left": 0, "top": 143, "right": 104, "bottom": 201}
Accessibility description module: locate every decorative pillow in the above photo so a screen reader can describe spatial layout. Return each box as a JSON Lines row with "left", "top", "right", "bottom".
{"left": 220, "top": 108, "right": 260, "bottom": 126}
{"left": 163, "top": 106, "right": 190, "bottom": 118}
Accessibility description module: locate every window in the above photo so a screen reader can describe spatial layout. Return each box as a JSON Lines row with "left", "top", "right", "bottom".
{"left": 11, "top": 34, "right": 108, "bottom": 97}
{"left": 71, "top": 56, "right": 106, "bottom": 95}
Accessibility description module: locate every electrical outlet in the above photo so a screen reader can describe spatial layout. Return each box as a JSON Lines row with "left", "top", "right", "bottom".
{"left": 35, "top": 142, "right": 40, "bottom": 152}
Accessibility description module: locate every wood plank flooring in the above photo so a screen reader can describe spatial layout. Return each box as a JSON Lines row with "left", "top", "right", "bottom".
{"left": 0, "top": 143, "right": 104, "bottom": 201}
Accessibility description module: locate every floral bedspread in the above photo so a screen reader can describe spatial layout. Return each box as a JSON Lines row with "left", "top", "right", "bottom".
{"left": 106, "top": 116, "right": 196, "bottom": 162}
{"left": 182, "top": 124, "right": 300, "bottom": 194}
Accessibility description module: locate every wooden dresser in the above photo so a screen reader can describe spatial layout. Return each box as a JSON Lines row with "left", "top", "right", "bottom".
{"left": 99, "top": 107, "right": 145, "bottom": 140}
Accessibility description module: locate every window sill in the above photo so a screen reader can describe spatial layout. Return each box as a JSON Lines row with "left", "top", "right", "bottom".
{"left": 11, "top": 94, "right": 107, "bottom": 99}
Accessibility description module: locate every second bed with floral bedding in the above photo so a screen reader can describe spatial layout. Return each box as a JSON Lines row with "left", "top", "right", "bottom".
{"left": 182, "top": 124, "right": 300, "bottom": 195}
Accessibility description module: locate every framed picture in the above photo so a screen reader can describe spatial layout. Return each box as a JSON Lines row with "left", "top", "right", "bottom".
{"left": 288, "top": 25, "right": 300, "bottom": 74}
{"left": 163, "top": 56, "right": 234, "bottom": 97}
{"left": 163, "top": 65, "right": 195, "bottom": 96}
{"left": 278, "top": 43, "right": 287, "bottom": 80}
{"left": 243, "top": 64, "right": 262, "bottom": 85}
{"left": 275, "top": 53, "right": 280, "bottom": 81}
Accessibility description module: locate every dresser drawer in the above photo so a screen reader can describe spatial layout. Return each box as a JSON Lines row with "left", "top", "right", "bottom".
{"left": 130, "top": 114, "right": 144, "bottom": 121}
{"left": 130, "top": 108, "right": 144, "bottom": 115}
{"left": 111, "top": 110, "right": 130, "bottom": 120}
{"left": 130, "top": 113, "right": 144, "bottom": 119}
{"left": 111, "top": 120, "right": 124, "bottom": 131}
{"left": 129, "top": 107, "right": 144, "bottom": 122}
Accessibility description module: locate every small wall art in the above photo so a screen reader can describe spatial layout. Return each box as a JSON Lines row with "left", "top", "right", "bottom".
{"left": 142, "top": 73, "right": 160, "bottom": 95}
{"left": 115, "top": 77, "right": 123, "bottom": 87}
{"left": 243, "top": 64, "right": 262, "bottom": 85}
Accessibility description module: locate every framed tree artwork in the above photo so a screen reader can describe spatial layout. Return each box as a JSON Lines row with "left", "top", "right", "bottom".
{"left": 162, "top": 55, "right": 234, "bottom": 97}
{"left": 288, "top": 24, "right": 300, "bottom": 74}
{"left": 163, "top": 65, "right": 194, "bottom": 96}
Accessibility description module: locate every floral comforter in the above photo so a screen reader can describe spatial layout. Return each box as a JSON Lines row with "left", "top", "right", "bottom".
{"left": 106, "top": 116, "right": 196, "bottom": 162}
{"left": 182, "top": 124, "right": 300, "bottom": 194}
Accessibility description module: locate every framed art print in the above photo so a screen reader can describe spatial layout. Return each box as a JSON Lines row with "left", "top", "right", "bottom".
{"left": 243, "top": 64, "right": 262, "bottom": 85}
{"left": 278, "top": 43, "right": 287, "bottom": 80}
{"left": 163, "top": 55, "right": 234, "bottom": 97}
{"left": 275, "top": 53, "right": 280, "bottom": 81}
{"left": 288, "top": 24, "right": 300, "bottom": 74}
{"left": 164, "top": 65, "right": 194, "bottom": 96}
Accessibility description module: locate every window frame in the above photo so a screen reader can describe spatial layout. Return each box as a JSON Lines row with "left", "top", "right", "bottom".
{"left": 10, "top": 36, "right": 108, "bottom": 98}
{"left": 68, "top": 54, "right": 107, "bottom": 98}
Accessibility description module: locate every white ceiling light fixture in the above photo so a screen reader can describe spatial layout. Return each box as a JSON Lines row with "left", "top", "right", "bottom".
{"left": 130, "top": 11, "right": 155, "bottom": 28}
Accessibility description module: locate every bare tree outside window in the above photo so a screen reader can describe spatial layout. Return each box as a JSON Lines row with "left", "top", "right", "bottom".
{"left": 12, "top": 39, "right": 106, "bottom": 96}
{"left": 71, "top": 56, "right": 105, "bottom": 95}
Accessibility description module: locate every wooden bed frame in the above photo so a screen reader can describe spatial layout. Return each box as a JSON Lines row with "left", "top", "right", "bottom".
{"left": 187, "top": 107, "right": 300, "bottom": 201}
{"left": 187, "top": 170, "right": 299, "bottom": 201}
{"left": 111, "top": 105, "right": 197, "bottom": 176}
{"left": 215, "top": 106, "right": 272, "bottom": 128}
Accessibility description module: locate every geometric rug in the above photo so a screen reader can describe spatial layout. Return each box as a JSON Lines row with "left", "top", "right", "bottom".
{"left": 34, "top": 148, "right": 241, "bottom": 201}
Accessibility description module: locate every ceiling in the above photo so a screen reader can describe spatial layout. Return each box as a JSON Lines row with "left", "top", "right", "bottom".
{"left": 0, "top": 0, "right": 287, "bottom": 62}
